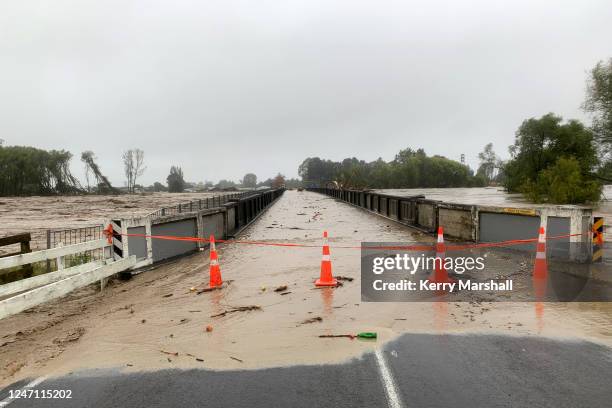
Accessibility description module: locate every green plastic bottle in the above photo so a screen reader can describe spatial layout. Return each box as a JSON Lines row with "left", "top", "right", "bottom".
{"left": 356, "top": 332, "right": 377, "bottom": 339}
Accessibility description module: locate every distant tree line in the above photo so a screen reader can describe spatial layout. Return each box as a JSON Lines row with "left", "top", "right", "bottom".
{"left": 150, "top": 168, "right": 293, "bottom": 193}
{"left": 0, "top": 143, "right": 147, "bottom": 196}
{"left": 298, "top": 149, "right": 485, "bottom": 190}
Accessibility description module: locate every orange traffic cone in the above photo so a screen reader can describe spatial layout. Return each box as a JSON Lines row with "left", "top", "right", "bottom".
{"left": 428, "top": 226, "right": 456, "bottom": 285}
{"left": 315, "top": 231, "right": 337, "bottom": 287}
{"left": 533, "top": 227, "right": 548, "bottom": 280}
{"left": 209, "top": 235, "right": 223, "bottom": 288}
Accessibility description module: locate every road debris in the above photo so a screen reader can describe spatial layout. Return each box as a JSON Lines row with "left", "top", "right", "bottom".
{"left": 185, "top": 353, "right": 205, "bottom": 362}
{"left": 318, "top": 334, "right": 353, "bottom": 339}
{"left": 100, "top": 304, "right": 134, "bottom": 316}
{"left": 53, "top": 327, "right": 85, "bottom": 345}
{"left": 318, "top": 332, "right": 377, "bottom": 340}
{"left": 312, "top": 280, "right": 343, "bottom": 288}
{"left": 160, "top": 350, "right": 179, "bottom": 357}
{"left": 205, "top": 325, "right": 213, "bottom": 332}
{"left": 196, "top": 284, "right": 226, "bottom": 294}
{"left": 300, "top": 316, "right": 323, "bottom": 325}
{"left": 274, "top": 285, "right": 288, "bottom": 292}
{"left": 230, "top": 356, "right": 243, "bottom": 363}
{"left": 336, "top": 276, "right": 354, "bottom": 282}
{"left": 0, "top": 340, "right": 17, "bottom": 347}
{"left": 211, "top": 305, "right": 262, "bottom": 318}
{"left": 162, "top": 293, "right": 173, "bottom": 298}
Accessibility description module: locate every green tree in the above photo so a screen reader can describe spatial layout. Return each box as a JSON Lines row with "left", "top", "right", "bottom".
{"left": 523, "top": 157, "right": 602, "bottom": 204}
{"left": 503, "top": 113, "right": 601, "bottom": 203}
{"left": 167, "top": 166, "right": 185, "bottom": 193}
{"left": 80, "top": 151, "right": 117, "bottom": 194}
{"left": 583, "top": 58, "right": 612, "bottom": 156}
{"left": 215, "top": 179, "right": 236, "bottom": 189}
{"left": 297, "top": 148, "right": 481, "bottom": 189}
{"left": 152, "top": 182, "right": 167, "bottom": 192}
{"left": 0, "top": 145, "right": 81, "bottom": 196}
{"left": 298, "top": 157, "right": 339, "bottom": 186}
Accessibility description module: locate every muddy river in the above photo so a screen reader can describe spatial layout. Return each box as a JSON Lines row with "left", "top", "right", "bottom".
{"left": 0, "top": 192, "right": 230, "bottom": 252}
{"left": 1, "top": 190, "right": 610, "bottom": 387}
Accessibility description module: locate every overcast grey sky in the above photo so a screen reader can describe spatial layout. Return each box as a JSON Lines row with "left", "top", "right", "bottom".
{"left": 1, "top": 1, "right": 611, "bottom": 186}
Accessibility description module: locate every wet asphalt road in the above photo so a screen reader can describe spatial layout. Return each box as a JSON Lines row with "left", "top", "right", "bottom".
{"left": 2, "top": 333, "right": 610, "bottom": 408}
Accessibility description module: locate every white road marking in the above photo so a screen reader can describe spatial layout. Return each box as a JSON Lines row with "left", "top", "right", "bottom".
{"left": 375, "top": 349, "right": 403, "bottom": 408}
{"left": 0, "top": 376, "right": 47, "bottom": 407}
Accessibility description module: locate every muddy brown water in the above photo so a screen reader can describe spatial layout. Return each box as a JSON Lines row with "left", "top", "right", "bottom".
{"left": 0, "top": 190, "right": 610, "bottom": 387}
{"left": 0, "top": 192, "right": 230, "bottom": 254}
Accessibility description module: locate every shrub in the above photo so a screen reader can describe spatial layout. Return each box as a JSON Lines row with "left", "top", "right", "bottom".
{"left": 521, "top": 157, "right": 602, "bottom": 204}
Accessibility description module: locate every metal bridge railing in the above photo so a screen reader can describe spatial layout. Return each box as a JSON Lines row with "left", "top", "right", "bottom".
{"left": 144, "top": 190, "right": 262, "bottom": 218}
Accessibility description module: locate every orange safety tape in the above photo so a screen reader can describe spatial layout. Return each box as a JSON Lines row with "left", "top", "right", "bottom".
{"left": 103, "top": 229, "right": 589, "bottom": 252}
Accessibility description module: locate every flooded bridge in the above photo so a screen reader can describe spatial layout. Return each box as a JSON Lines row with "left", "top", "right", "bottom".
{"left": 0, "top": 190, "right": 611, "bottom": 407}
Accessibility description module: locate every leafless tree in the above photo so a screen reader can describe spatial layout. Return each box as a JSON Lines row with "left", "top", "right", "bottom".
{"left": 122, "top": 149, "right": 146, "bottom": 193}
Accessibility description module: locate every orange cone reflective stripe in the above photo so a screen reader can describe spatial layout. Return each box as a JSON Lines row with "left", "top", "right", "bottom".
{"left": 533, "top": 227, "right": 548, "bottom": 280}
{"left": 428, "top": 226, "right": 456, "bottom": 285}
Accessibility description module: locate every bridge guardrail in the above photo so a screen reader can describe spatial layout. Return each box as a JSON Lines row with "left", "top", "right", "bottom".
{"left": 307, "top": 187, "right": 594, "bottom": 261}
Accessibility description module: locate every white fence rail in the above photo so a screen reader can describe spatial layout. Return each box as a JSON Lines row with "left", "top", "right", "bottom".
{"left": 0, "top": 239, "right": 136, "bottom": 320}
{"left": 0, "top": 260, "right": 105, "bottom": 298}
{"left": 0, "top": 239, "right": 109, "bottom": 269}
{"left": 0, "top": 256, "right": 136, "bottom": 320}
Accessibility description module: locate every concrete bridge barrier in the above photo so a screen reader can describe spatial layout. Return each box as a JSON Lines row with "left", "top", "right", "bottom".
{"left": 111, "top": 188, "right": 285, "bottom": 270}
{"left": 308, "top": 187, "right": 593, "bottom": 260}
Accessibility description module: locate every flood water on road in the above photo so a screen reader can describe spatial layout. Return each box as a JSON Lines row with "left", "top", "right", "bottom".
{"left": 0, "top": 190, "right": 610, "bottom": 387}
